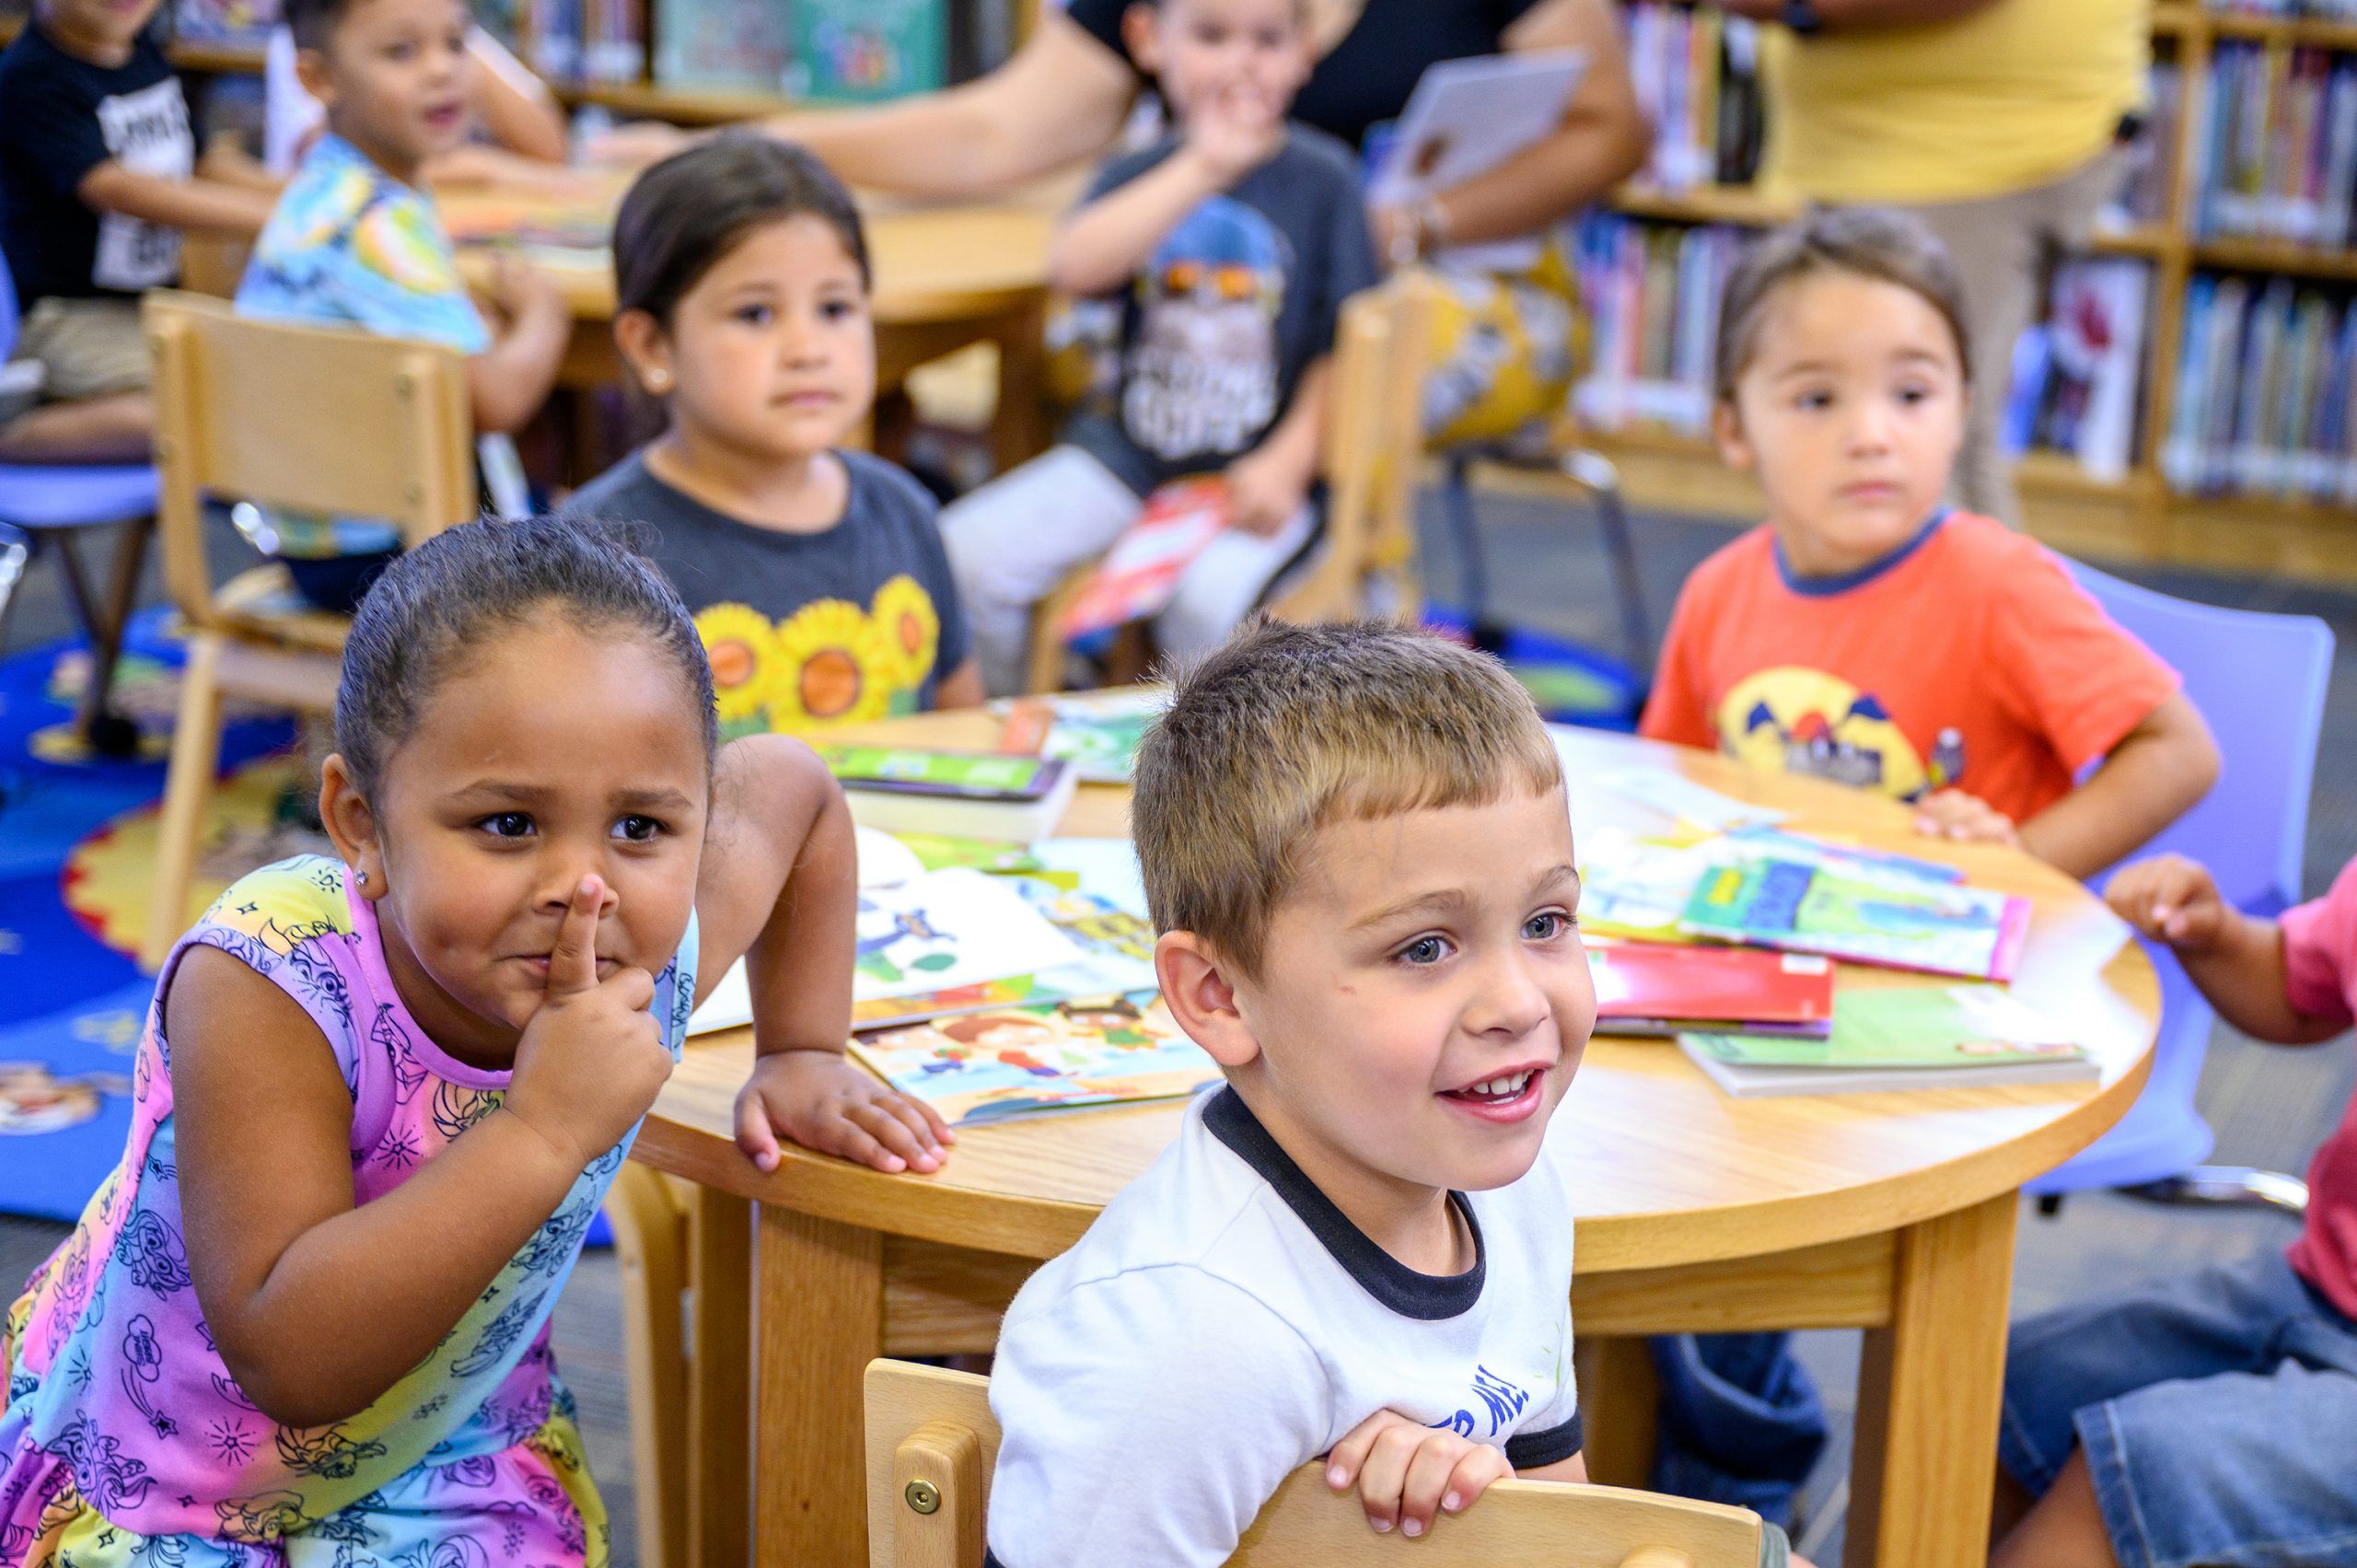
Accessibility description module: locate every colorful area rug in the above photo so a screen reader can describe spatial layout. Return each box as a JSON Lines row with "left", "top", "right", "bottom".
{"left": 0, "top": 613, "right": 295, "bottom": 1220}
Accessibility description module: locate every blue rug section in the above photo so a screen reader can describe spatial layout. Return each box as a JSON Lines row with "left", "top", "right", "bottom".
{"left": 0, "top": 612, "right": 293, "bottom": 1221}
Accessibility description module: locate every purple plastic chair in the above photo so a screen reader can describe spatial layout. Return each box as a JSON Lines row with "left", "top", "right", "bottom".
{"left": 0, "top": 250, "right": 161, "bottom": 754}
{"left": 2027, "top": 560, "right": 2334, "bottom": 1211}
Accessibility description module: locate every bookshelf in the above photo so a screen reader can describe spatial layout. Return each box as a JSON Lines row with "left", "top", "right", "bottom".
{"left": 132, "top": 0, "right": 1040, "bottom": 122}
{"left": 1590, "top": 1, "right": 2357, "bottom": 575}
{"left": 18, "top": 1, "right": 2357, "bottom": 567}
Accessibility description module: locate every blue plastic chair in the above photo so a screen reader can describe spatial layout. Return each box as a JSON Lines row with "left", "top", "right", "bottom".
{"left": 0, "top": 250, "right": 161, "bottom": 754}
{"left": 2026, "top": 560, "right": 2334, "bottom": 1209}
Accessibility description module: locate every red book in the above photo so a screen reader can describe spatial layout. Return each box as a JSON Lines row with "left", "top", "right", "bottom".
{"left": 1588, "top": 942, "right": 1835, "bottom": 1038}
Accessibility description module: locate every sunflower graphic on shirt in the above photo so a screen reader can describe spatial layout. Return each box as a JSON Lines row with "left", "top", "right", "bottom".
{"left": 693, "top": 574, "right": 942, "bottom": 739}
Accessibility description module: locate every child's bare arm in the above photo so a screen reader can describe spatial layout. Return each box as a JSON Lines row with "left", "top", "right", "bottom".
{"left": 1226, "top": 356, "right": 1329, "bottom": 537}
{"left": 1049, "top": 151, "right": 1233, "bottom": 296}
{"left": 934, "top": 657, "right": 985, "bottom": 711}
{"left": 77, "top": 162, "right": 274, "bottom": 236}
{"left": 1519, "top": 1452, "right": 1588, "bottom": 1482}
{"left": 1051, "top": 87, "right": 1284, "bottom": 296}
{"left": 169, "top": 882, "right": 668, "bottom": 1429}
{"left": 2016, "top": 691, "right": 2220, "bottom": 881}
{"left": 466, "top": 254, "right": 570, "bottom": 433}
{"left": 2107, "top": 854, "right": 2342, "bottom": 1046}
{"left": 465, "top": 29, "right": 569, "bottom": 163}
{"left": 698, "top": 735, "right": 954, "bottom": 1172}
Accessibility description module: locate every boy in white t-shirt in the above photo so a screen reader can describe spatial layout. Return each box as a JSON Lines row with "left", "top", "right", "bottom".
{"left": 987, "top": 620, "right": 1617, "bottom": 1565}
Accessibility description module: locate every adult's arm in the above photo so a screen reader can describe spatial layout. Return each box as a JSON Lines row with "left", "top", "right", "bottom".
{"left": 1402, "top": 0, "right": 1651, "bottom": 250}
{"left": 467, "top": 29, "right": 570, "bottom": 162}
{"left": 752, "top": 12, "right": 1137, "bottom": 195}
{"left": 1718, "top": 0, "right": 2003, "bottom": 24}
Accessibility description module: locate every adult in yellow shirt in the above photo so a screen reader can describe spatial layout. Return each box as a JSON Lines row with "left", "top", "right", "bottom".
{"left": 1724, "top": 0, "right": 2149, "bottom": 527}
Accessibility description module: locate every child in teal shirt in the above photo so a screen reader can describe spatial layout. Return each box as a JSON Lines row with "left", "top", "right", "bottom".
{"left": 236, "top": 0, "right": 569, "bottom": 610}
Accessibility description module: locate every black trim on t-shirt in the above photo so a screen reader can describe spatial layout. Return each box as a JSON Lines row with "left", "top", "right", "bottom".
{"left": 1502, "top": 1408, "right": 1585, "bottom": 1470}
{"left": 1202, "top": 1085, "right": 1484, "bottom": 1321}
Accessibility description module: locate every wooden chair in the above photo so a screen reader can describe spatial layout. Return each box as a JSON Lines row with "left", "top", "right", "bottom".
{"left": 139, "top": 291, "right": 477, "bottom": 970}
{"left": 865, "top": 1360, "right": 1772, "bottom": 1568}
{"left": 1021, "top": 271, "right": 1440, "bottom": 693}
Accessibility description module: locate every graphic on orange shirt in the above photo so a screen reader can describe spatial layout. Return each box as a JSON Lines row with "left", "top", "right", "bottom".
{"left": 1716, "top": 667, "right": 1968, "bottom": 802}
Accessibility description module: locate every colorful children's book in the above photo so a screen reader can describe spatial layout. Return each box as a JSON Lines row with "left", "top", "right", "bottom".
{"left": 888, "top": 832, "right": 1045, "bottom": 876}
{"left": 1589, "top": 943, "right": 1834, "bottom": 1038}
{"left": 1061, "top": 480, "right": 1230, "bottom": 640}
{"left": 851, "top": 991, "right": 1220, "bottom": 1124}
{"left": 994, "top": 688, "right": 1167, "bottom": 784}
{"left": 848, "top": 874, "right": 1158, "bottom": 1031}
{"left": 1678, "top": 984, "right": 2093, "bottom": 1098}
{"left": 1575, "top": 829, "right": 1715, "bottom": 943}
{"left": 1678, "top": 850, "right": 2032, "bottom": 981}
{"left": 820, "top": 745, "right": 1079, "bottom": 842}
{"left": 688, "top": 868, "right": 1084, "bottom": 1037}
{"left": 1720, "top": 825, "right": 1966, "bottom": 886}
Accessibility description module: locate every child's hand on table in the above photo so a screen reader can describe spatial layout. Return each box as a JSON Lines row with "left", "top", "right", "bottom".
{"left": 1324, "top": 1408, "right": 1514, "bottom": 1539}
{"left": 1911, "top": 788, "right": 2020, "bottom": 851}
{"left": 734, "top": 1048, "right": 956, "bottom": 1175}
{"left": 503, "top": 877, "right": 675, "bottom": 1175}
{"left": 2106, "top": 853, "right": 2228, "bottom": 953}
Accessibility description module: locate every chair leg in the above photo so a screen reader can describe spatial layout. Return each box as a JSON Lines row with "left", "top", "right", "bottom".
{"left": 0, "top": 530, "right": 28, "bottom": 652}
{"left": 608, "top": 1161, "right": 691, "bottom": 1568}
{"left": 145, "top": 632, "right": 226, "bottom": 971}
{"left": 75, "top": 516, "right": 153, "bottom": 757}
{"left": 2125, "top": 1166, "right": 2310, "bottom": 1215}
{"left": 1564, "top": 450, "right": 1652, "bottom": 678}
{"left": 1441, "top": 452, "right": 1492, "bottom": 630}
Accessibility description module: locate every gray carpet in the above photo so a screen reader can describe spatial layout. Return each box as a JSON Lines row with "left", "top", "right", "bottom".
{"left": 3, "top": 490, "right": 2354, "bottom": 1564}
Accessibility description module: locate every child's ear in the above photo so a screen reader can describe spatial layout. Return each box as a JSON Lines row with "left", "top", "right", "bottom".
{"left": 291, "top": 46, "right": 339, "bottom": 113}
{"left": 1121, "top": 3, "right": 1163, "bottom": 76}
{"left": 1711, "top": 400, "right": 1755, "bottom": 472}
{"left": 1155, "top": 931, "right": 1260, "bottom": 1070}
{"left": 612, "top": 308, "right": 676, "bottom": 400}
{"left": 319, "top": 755, "right": 387, "bottom": 900}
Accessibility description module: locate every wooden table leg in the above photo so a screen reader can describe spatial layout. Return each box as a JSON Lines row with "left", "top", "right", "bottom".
{"left": 1848, "top": 1192, "right": 2018, "bottom": 1568}
{"left": 686, "top": 1185, "right": 752, "bottom": 1568}
{"left": 756, "top": 1205, "right": 885, "bottom": 1568}
{"left": 989, "top": 297, "right": 1049, "bottom": 476}
{"left": 1574, "top": 1336, "right": 1660, "bottom": 1490}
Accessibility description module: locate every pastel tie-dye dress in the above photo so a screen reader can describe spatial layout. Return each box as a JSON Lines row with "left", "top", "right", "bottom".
{"left": 0, "top": 855, "right": 697, "bottom": 1566}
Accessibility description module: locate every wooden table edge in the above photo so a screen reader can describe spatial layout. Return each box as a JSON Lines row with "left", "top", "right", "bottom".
{"left": 633, "top": 1030, "right": 2154, "bottom": 1272}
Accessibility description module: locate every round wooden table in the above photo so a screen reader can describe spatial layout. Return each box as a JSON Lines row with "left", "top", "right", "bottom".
{"left": 635, "top": 708, "right": 2159, "bottom": 1568}
{"left": 443, "top": 178, "right": 1070, "bottom": 473}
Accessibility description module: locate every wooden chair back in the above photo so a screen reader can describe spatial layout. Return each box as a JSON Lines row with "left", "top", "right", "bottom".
{"left": 1263, "top": 267, "right": 1439, "bottom": 626}
{"left": 864, "top": 1361, "right": 1770, "bottom": 1568}
{"left": 142, "top": 290, "right": 476, "bottom": 637}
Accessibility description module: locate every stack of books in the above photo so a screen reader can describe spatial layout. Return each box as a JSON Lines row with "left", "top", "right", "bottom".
{"left": 1579, "top": 807, "right": 2094, "bottom": 1098}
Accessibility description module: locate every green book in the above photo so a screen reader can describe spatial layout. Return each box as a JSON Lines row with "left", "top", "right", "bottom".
{"left": 1678, "top": 985, "right": 2096, "bottom": 1098}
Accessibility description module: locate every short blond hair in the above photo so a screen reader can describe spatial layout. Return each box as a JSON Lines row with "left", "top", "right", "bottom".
{"left": 1134, "top": 619, "right": 1562, "bottom": 975}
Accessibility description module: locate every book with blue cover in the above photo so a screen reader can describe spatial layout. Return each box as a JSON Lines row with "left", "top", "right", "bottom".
{"left": 1678, "top": 848, "right": 2031, "bottom": 981}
